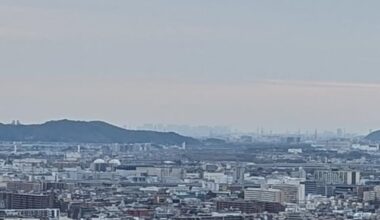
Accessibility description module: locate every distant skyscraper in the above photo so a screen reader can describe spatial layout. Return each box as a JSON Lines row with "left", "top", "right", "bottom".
{"left": 337, "top": 128, "right": 343, "bottom": 137}
{"left": 234, "top": 166, "right": 245, "bottom": 184}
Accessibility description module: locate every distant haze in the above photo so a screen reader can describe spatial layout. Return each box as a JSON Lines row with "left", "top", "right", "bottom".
{"left": 1, "top": 1, "right": 380, "bottom": 134}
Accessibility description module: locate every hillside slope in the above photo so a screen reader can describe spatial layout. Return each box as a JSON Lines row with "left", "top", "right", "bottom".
{"left": 0, "top": 119, "right": 199, "bottom": 145}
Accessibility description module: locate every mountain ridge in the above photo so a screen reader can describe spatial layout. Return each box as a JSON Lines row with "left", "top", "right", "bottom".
{"left": 0, "top": 119, "right": 199, "bottom": 145}
{"left": 364, "top": 130, "right": 380, "bottom": 142}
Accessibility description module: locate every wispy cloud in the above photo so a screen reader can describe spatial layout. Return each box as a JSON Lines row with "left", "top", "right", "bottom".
{"left": 259, "top": 79, "right": 380, "bottom": 89}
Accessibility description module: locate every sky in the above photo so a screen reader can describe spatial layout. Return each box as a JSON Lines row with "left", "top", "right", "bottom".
{"left": 1, "top": 1, "right": 380, "bottom": 134}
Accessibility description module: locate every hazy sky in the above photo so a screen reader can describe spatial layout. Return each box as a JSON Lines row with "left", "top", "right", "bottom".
{"left": 1, "top": 1, "right": 380, "bottom": 134}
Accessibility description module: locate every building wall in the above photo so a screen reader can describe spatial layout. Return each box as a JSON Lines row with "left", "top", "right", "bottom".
{"left": 0, "top": 192, "right": 54, "bottom": 209}
{"left": 270, "top": 184, "right": 305, "bottom": 204}
{"left": 314, "top": 170, "right": 360, "bottom": 185}
{"left": 217, "top": 200, "right": 285, "bottom": 213}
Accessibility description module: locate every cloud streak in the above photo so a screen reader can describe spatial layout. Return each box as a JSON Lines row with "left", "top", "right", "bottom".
{"left": 259, "top": 79, "right": 380, "bottom": 89}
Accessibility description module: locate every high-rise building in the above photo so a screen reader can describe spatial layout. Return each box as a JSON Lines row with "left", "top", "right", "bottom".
{"left": 244, "top": 188, "right": 284, "bottom": 203}
{"left": 234, "top": 166, "right": 245, "bottom": 184}
{"left": 304, "top": 180, "right": 317, "bottom": 195}
{"left": 314, "top": 169, "right": 360, "bottom": 185}
{"left": 270, "top": 184, "right": 305, "bottom": 204}
{"left": 0, "top": 192, "right": 54, "bottom": 209}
